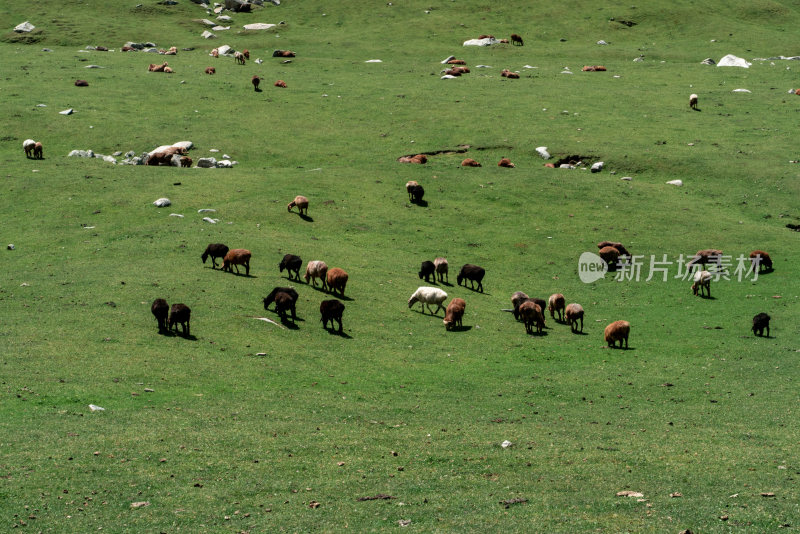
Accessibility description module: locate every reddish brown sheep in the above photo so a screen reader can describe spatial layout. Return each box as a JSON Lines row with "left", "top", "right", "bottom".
{"left": 32, "top": 142, "right": 43, "bottom": 159}
{"left": 451, "top": 66, "right": 470, "bottom": 74}
{"left": 598, "top": 246, "right": 621, "bottom": 270}
{"left": 443, "top": 298, "right": 466, "bottom": 330}
{"left": 304, "top": 260, "right": 328, "bottom": 288}
{"left": 478, "top": 34, "right": 494, "bottom": 39}
{"left": 687, "top": 249, "right": 723, "bottom": 270}
{"left": 234, "top": 51, "right": 246, "bottom": 65}
{"left": 252, "top": 75, "right": 262, "bottom": 91}
{"left": 242, "top": 49, "right": 250, "bottom": 60}
{"left": 461, "top": 158, "right": 481, "bottom": 167}
{"left": 274, "top": 79, "right": 287, "bottom": 88}
{"left": 597, "top": 241, "right": 631, "bottom": 258}
{"left": 581, "top": 65, "right": 607, "bottom": 72}
{"left": 272, "top": 50, "right": 296, "bottom": 57}
{"left": 447, "top": 59, "right": 466, "bottom": 65}
{"left": 163, "top": 66, "right": 174, "bottom": 74}
{"left": 326, "top": 268, "right": 349, "bottom": 296}
{"left": 288, "top": 195, "right": 309, "bottom": 215}
{"left": 749, "top": 250, "right": 772, "bottom": 272}
{"left": 499, "top": 39, "right": 509, "bottom": 44}
{"left": 205, "top": 66, "right": 216, "bottom": 75}
{"left": 498, "top": 157, "right": 515, "bottom": 168}
{"left": 519, "top": 301, "right": 545, "bottom": 334}
{"left": 121, "top": 46, "right": 134, "bottom": 52}
{"left": 565, "top": 303, "right": 584, "bottom": 333}
{"left": 222, "top": 249, "right": 252, "bottom": 276}
{"left": 443, "top": 68, "right": 462, "bottom": 77}
{"left": 74, "top": 79, "right": 89, "bottom": 87}
{"left": 604, "top": 320, "right": 630, "bottom": 349}
{"left": 320, "top": 299, "right": 345, "bottom": 333}
{"left": 548, "top": 293, "right": 566, "bottom": 322}
{"left": 398, "top": 154, "right": 427, "bottom": 164}
{"left": 510, "top": 33, "right": 524, "bottom": 46}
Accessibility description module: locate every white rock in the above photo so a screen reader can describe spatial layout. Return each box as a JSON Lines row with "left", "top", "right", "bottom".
{"left": 441, "top": 75, "right": 458, "bottom": 79}
{"left": 440, "top": 55, "right": 456, "bottom": 64}
{"left": 216, "top": 159, "right": 233, "bottom": 168}
{"left": 666, "top": 179, "right": 683, "bottom": 186}
{"left": 522, "top": 65, "right": 538, "bottom": 69}
{"left": 202, "top": 217, "right": 219, "bottom": 224}
{"left": 501, "top": 440, "right": 513, "bottom": 449}
{"left": 14, "top": 21, "right": 35, "bottom": 33}
{"left": 201, "top": 31, "right": 216, "bottom": 39}
{"left": 153, "top": 198, "right": 171, "bottom": 207}
{"left": 7, "top": 244, "right": 15, "bottom": 250}
{"left": 68, "top": 149, "right": 95, "bottom": 158}
{"left": 217, "top": 45, "right": 233, "bottom": 56}
{"left": 60, "top": 108, "right": 75, "bottom": 115}
{"left": 365, "top": 59, "right": 382, "bottom": 63}
{"left": 217, "top": 15, "right": 233, "bottom": 22}
{"left": 559, "top": 164, "right": 575, "bottom": 169}
{"left": 85, "top": 65, "right": 105, "bottom": 68}
{"left": 243, "top": 23, "right": 276, "bottom": 31}
{"left": 560, "top": 70, "right": 573, "bottom": 74}
{"left": 732, "top": 88, "right": 751, "bottom": 93}
{"left": 197, "top": 157, "right": 218, "bottom": 168}
{"left": 597, "top": 40, "right": 608, "bottom": 45}
{"left": 535, "top": 147, "right": 551, "bottom": 159}
{"left": 633, "top": 57, "right": 644, "bottom": 62}
{"left": 717, "top": 54, "right": 751, "bottom": 68}
{"left": 173, "top": 141, "right": 193, "bottom": 150}
{"left": 36, "top": 104, "right": 46, "bottom": 107}
{"left": 88, "top": 404, "right": 105, "bottom": 412}
{"left": 475, "top": 65, "right": 492, "bottom": 68}
{"left": 169, "top": 213, "right": 184, "bottom": 218}
{"left": 591, "top": 161, "right": 604, "bottom": 173}
{"left": 212, "top": 26, "right": 230, "bottom": 31}
{"left": 102, "top": 155, "right": 117, "bottom": 164}
{"left": 197, "top": 209, "right": 217, "bottom": 213}
{"left": 701, "top": 58, "right": 716, "bottom": 65}
{"left": 200, "top": 18, "right": 215, "bottom": 26}
{"left": 255, "top": 58, "right": 263, "bottom": 64}
{"left": 621, "top": 176, "right": 632, "bottom": 181}
{"left": 463, "top": 37, "right": 498, "bottom": 47}
{"left": 222, "top": 154, "right": 231, "bottom": 159}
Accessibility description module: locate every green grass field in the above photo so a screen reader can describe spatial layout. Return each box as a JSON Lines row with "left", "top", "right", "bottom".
{"left": 1, "top": 0, "right": 799, "bottom": 531}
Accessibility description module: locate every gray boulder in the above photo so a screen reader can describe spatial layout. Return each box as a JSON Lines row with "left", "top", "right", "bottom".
{"left": 197, "top": 157, "right": 218, "bottom": 168}
{"left": 68, "top": 149, "right": 95, "bottom": 158}
{"left": 14, "top": 21, "right": 35, "bottom": 33}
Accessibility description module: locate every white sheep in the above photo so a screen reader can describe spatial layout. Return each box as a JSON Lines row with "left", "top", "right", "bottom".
{"left": 691, "top": 270, "right": 712, "bottom": 297}
{"left": 23, "top": 139, "right": 35, "bottom": 158}
{"left": 408, "top": 286, "right": 448, "bottom": 315}
{"left": 690, "top": 93, "right": 698, "bottom": 110}
{"left": 434, "top": 257, "right": 449, "bottom": 283}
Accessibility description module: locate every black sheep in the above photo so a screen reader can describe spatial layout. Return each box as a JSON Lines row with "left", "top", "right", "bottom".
{"left": 418, "top": 260, "right": 435, "bottom": 283}
{"left": 320, "top": 299, "right": 345, "bottom": 333}
{"left": 273, "top": 292, "right": 297, "bottom": 322}
{"left": 752, "top": 313, "right": 770, "bottom": 337}
{"left": 457, "top": 264, "right": 485, "bottom": 292}
{"left": 168, "top": 303, "right": 191, "bottom": 336}
{"left": 409, "top": 184, "right": 425, "bottom": 204}
{"left": 151, "top": 298, "right": 169, "bottom": 332}
{"left": 279, "top": 254, "right": 303, "bottom": 281}
{"left": 201, "top": 243, "right": 230, "bottom": 269}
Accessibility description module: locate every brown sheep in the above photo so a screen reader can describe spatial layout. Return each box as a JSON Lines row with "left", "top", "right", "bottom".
{"left": 510, "top": 33, "right": 524, "bottom": 46}
{"left": 505, "top": 72, "right": 520, "bottom": 79}
{"left": 210, "top": 48, "right": 219, "bottom": 58}
{"left": 498, "top": 157, "right": 515, "bottom": 168}
{"left": 326, "top": 268, "right": 349, "bottom": 296}
{"left": 162, "top": 46, "right": 177, "bottom": 55}
{"left": 434, "top": 257, "right": 449, "bottom": 283}
{"left": 121, "top": 46, "right": 134, "bottom": 52}
{"left": 222, "top": 249, "right": 252, "bottom": 276}
{"left": 511, "top": 291, "right": 529, "bottom": 321}
{"left": 274, "top": 79, "right": 287, "bottom": 88}
{"left": 581, "top": 65, "right": 607, "bottom": 72}
{"left": 519, "top": 301, "right": 545, "bottom": 334}
{"left": 320, "top": 299, "right": 345, "bottom": 333}
{"left": 242, "top": 49, "right": 250, "bottom": 60}
{"left": 148, "top": 62, "right": 168, "bottom": 72}
{"left": 74, "top": 79, "right": 89, "bottom": 87}
{"left": 273, "top": 291, "right": 297, "bottom": 323}
{"left": 32, "top": 142, "right": 43, "bottom": 159}
{"left": 451, "top": 66, "right": 470, "bottom": 74}
{"left": 398, "top": 154, "right": 427, "bottom": 164}
{"left": 498, "top": 38, "right": 510, "bottom": 44}
{"left": 252, "top": 75, "right": 262, "bottom": 91}
{"left": 234, "top": 51, "right": 246, "bottom": 65}
{"left": 461, "top": 158, "right": 481, "bottom": 167}
{"left": 478, "top": 34, "right": 494, "bottom": 39}
{"left": 288, "top": 195, "right": 309, "bottom": 215}
{"left": 565, "top": 303, "right": 584, "bottom": 333}
{"left": 151, "top": 298, "right": 169, "bottom": 332}
{"left": 687, "top": 249, "right": 723, "bottom": 270}
{"left": 749, "top": 250, "right": 772, "bottom": 272}
{"left": 443, "top": 298, "right": 466, "bottom": 330}
{"left": 180, "top": 156, "right": 192, "bottom": 168}
{"left": 272, "top": 50, "right": 296, "bottom": 58}
{"left": 597, "top": 241, "right": 631, "bottom": 258}
{"left": 548, "top": 293, "right": 566, "bottom": 322}
{"left": 604, "top": 320, "right": 630, "bottom": 349}
{"left": 443, "top": 68, "right": 462, "bottom": 77}
{"left": 168, "top": 303, "right": 191, "bottom": 337}
{"left": 598, "top": 246, "right": 621, "bottom": 270}
{"left": 304, "top": 261, "right": 329, "bottom": 289}
{"left": 447, "top": 59, "right": 466, "bottom": 65}
{"left": 163, "top": 67, "right": 174, "bottom": 74}
{"left": 205, "top": 66, "right": 216, "bottom": 75}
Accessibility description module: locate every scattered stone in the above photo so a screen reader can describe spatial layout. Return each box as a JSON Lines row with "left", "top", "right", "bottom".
{"left": 356, "top": 494, "right": 395, "bottom": 501}
{"left": 7, "top": 244, "right": 15, "bottom": 250}
{"left": 216, "top": 159, "right": 233, "bottom": 168}
{"left": 217, "top": 15, "right": 233, "bottom": 22}
{"left": 60, "top": 108, "right": 75, "bottom": 115}
{"left": 169, "top": 213, "right": 184, "bottom": 218}
{"left": 68, "top": 149, "right": 95, "bottom": 158}
{"left": 620, "top": 176, "right": 632, "bottom": 181}
{"left": 501, "top": 440, "right": 513, "bottom": 449}
{"left": 500, "top": 498, "right": 527, "bottom": 508}
{"left": 198, "top": 209, "right": 217, "bottom": 213}
{"left": 670, "top": 492, "right": 683, "bottom": 498}
{"left": 761, "top": 492, "right": 776, "bottom": 497}
{"left": 216, "top": 44, "right": 233, "bottom": 56}
{"left": 365, "top": 59, "right": 382, "bottom": 63}
{"left": 202, "top": 217, "right": 219, "bottom": 224}
{"left": 666, "top": 179, "right": 683, "bottom": 186}
{"left": 633, "top": 56, "right": 644, "bottom": 62}
{"left": 398, "top": 520, "right": 411, "bottom": 527}
{"left": 463, "top": 37, "right": 498, "bottom": 47}
{"left": 88, "top": 404, "right": 105, "bottom": 411}
{"left": 153, "top": 198, "right": 171, "bottom": 207}
{"left": 14, "top": 21, "right": 35, "bottom": 33}
{"left": 201, "top": 30, "right": 216, "bottom": 39}
{"left": 701, "top": 57, "right": 716, "bottom": 65}
{"left": 173, "top": 141, "right": 193, "bottom": 150}
{"left": 243, "top": 23, "right": 277, "bottom": 31}
{"left": 197, "top": 157, "right": 218, "bottom": 168}
{"left": 591, "top": 161, "right": 604, "bottom": 173}
{"left": 717, "top": 54, "right": 751, "bottom": 68}
{"left": 130, "top": 501, "right": 150, "bottom": 509}
{"left": 536, "top": 146, "right": 551, "bottom": 159}
{"left": 616, "top": 491, "right": 644, "bottom": 498}
{"left": 441, "top": 55, "right": 456, "bottom": 64}
{"left": 597, "top": 40, "right": 608, "bottom": 45}
{"left": 199, "top": 18, "right": 215, "bottom": 26}
{"left": 212, "top": 26, "right": 230, "bottom": 31}
{"left": 732, "top": 88, "right": 751, "bottom": 93}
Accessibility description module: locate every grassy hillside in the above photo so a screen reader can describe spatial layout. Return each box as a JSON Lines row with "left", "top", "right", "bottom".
{"left": 1, "top": 0, "right": 799, "bottom": 532}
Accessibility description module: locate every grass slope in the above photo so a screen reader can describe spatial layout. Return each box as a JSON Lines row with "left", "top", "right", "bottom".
{"left": 1, "top": 0, "right": 799, "bottom": 531}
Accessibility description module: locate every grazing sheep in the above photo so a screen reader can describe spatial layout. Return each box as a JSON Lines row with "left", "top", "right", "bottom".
{"left": 398, "top": 154, "right": 427, "bottom": 164}
{"left": 443, "top": 298, "right": 466, "bottom": 330}
{"left": 180, "top": 156, "right": 192, "bottom": 168}
{"left": 598, "top": 246, "right": 621, "bottom": 270}
{"left": 148, "top": 62, "right": 168, "bottom": 72}
{"left": 273, "top": 291, "right": 297, "bottom": 322}
{"left": 691, "top": 270, "right": 712, "bottom": 297}
{"left": 498, "top": 157, "right": 515, "bottom": 167}
{"left": 326, "top": 268, "right": 349, "bottom": 296}
{"left": 320, "top": 299, "right": 345, "bottom": 333}
{"left": 478, "top": 34, "right": 495, "bottom": 39}
{"left": 548, "top": 293, "right": 566, "bottom": 322}
{"left": 749, "top": 250, "right": 772, "bottom": 272}
{"left": 242, "top": 49, "right": 250, "bottom": 60}
{"left": 687, "top": 249, "right": 723, "bottom": 270}
{"left": 461, "top": 158, "right": 481, "bottom": 167}
{"left": 408, "top": 286, "right": 448, "bottom": 315}
{"left": 597, "top": 241, "right": 631, "bottom": 258}
{"left": 163, "top": 67, "right": 174, "bottom": 73}
{"left": 201, "top": 243, "right": 230, "bottom": 269}
{"left": 304, "top": 260, "right": 329, "bottom": 288}
{"left": 457, "top": 264, "right": 485, "bottom": 292}
{"left": 211, "top": 48, "right": 219, "bottom": 58}
{"left": 32, "top": 142, "right": 43, "bottom": 159}
{"left": 272, "top": 50, "right": 296, "bottom": 57}
{"left": 405, "top": 181, "right": 419, "bottom": 200}
{"left": 500, "top": 69, "right": 520, "bottom": 79}
{"left": 221, "top": 248, "right": 252, "bottom": 276}
{"left": 205, "top": 66, "right": 216, "bottom": 74}
{"left": 519, "top": 301, "right": 545, "bottom": 334}
{"left": 510, "top": 33, "right": 524, "bottom": 46}
{"left": 251, "top": 75, "right": 262, "bottom": 91}
{"left": 690, "top": 93, "right": 698, "bottom": 110}
{"left": 234, "top": 51, "right": 246, "bottom": 65}
{"left": 565, "top": 303, "right": 584, "bottom": 333}
{"left": 442, "top": 68, "right": 462, "bottom": 77}
{"left": 279, "top": 254, "right": 303, "bottom": 281}
{"left": 151, "top": 298, "right": 169, "bottom": 332}
{"left": 274, "top": 79, "right": 287, "bottom": 88}
{"left": 23, "top": 139, "right": 35, "bottom": 158}
{"left": 263, "top": 287, "right": 299, "bottom": 313}
{"left": 510, "top": 291, "right": 529, "bottom": 320}
{"left": 408, "top": 184, "right": 425, "bottom": 204}
{"left": 434, "top": 257, "right": 449, "bottom": 283}
{"left": 74, "top": 79, "right": 89, "bottom": 87}
{"left": 604, "top": 320, "right": 630, "bottom": 349}
{"left": 419, "top": 260, "right": 436, "bottom": 283}
{"left": 447, "top": 59, "right": 467, "bottom": 65}
{"left": 752, "top": 312, "right": 770, "bottom": 337}
{"left": 581, "top": 65, "right": 607, "bottom": 71}
{"left": 287, "top": 195, "right": 309, "bottom": 215}
{"left": 168, "top": 303, "right": 191, "bottom": 336}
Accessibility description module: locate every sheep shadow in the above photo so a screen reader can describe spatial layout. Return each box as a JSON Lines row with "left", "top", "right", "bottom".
{"left": 525, "top": 330, "right": 548, "bottom": 337}
{"left": 448, "top": 325, "right": 472, "bottom": 333}
{"left": 306, "top": 285, "right": 354, "bottom": 301}
{"left": 254, "top": 87, "right": 263, "bottom": 93}
{"left": 409, "top": 308, "right": 444, "bottom": 317}
{"left": 281, "top": 320, "right": 300, "bottom": 330}
{"left": 324, "top": 327, "right": 351, "bottom": 338}
{"left": 570, "top": 330, "right": 589, "bottom": 336}
{"left": 605, "top": 345, "right": 634, "bottom": 350}
{"left": 410, "top": 200, "right": 429, "bottom": 208}
{"left": 298, "top": 214, "right": 314, "bottom": 223}
{"left": 697, "top": 294, "right": 716, "bottom": 300}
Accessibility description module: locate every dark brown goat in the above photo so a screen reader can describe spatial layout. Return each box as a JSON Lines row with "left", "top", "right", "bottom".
{"left": 168, "top": 303, "right": 191, "bottom": 336}
{"left": 201, "top": 243, "right": 229, "bottom": 269}
{"left": 151, "top": 298, "right": 169, "bottom": 332}
{"left": 457, "top": 264, "right": 485, "bottom": 292}
{"left": 279, "top": 254, "right": 303, "bottom": 281}
{"left": 320, "top": 299, "right": 345, "bottom": 333}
